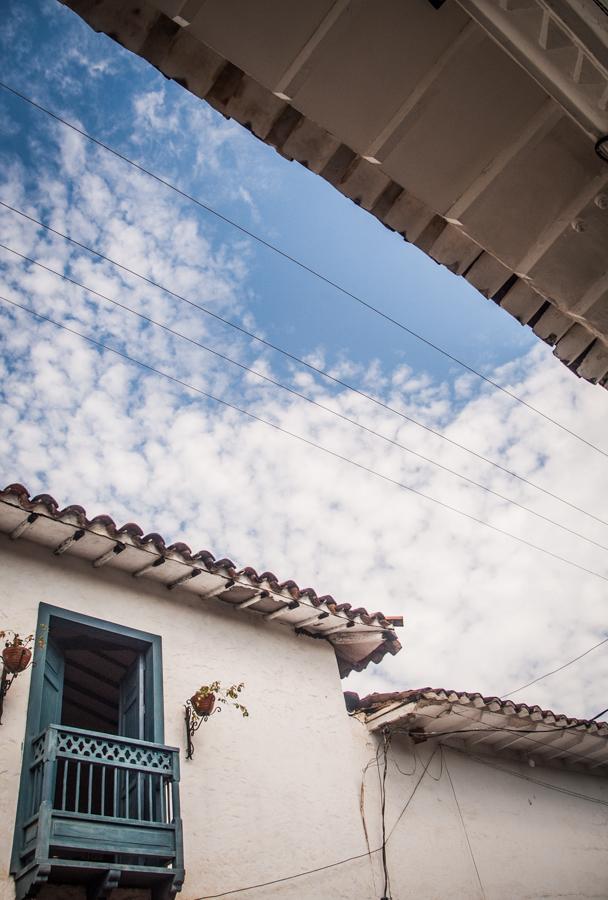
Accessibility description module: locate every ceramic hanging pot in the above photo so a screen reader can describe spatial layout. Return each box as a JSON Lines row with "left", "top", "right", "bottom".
{"left": 190, "top": 691, "right": 216, "bottom": 717}
{"left": 2, "top": 646, "right": 32, "bottom": 673}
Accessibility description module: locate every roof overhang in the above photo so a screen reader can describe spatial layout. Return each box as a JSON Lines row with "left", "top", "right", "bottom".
{"left": 61, "top": 0, "right": 608, "bottom": 388}
{"left": 0, "top": 484, "right": 402, "bottom": 677}
{"left": 351, "top": 688, "right": 608, "bottom": 773}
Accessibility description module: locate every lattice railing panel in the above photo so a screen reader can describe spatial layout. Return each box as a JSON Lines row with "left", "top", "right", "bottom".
{"left": 27, "top": 726, "right": 179, "bottom": 825}
{"left": 55, "top": 729, "right": 173, "bottom": 773}
{"left": 31, "top": 733, "right": 45, "bottom": 765}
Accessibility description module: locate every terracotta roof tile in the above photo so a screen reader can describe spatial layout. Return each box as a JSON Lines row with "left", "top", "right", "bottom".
{"left": 348, "top": 688, "right": 608, "bottom": 731}
{"left": 1, "top": 483, "right": 402, "bottom": 676}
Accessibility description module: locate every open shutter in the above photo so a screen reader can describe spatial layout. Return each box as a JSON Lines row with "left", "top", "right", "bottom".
{"left": 118, "top": 653, "right": 145, "bottom": 739}
{"left": 39, "top": 639, "right": 64, "bottom": 731}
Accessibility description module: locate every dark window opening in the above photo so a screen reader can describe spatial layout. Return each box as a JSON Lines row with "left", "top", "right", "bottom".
{"left": 46, "top": 616, "right": 149, "bottom": 738}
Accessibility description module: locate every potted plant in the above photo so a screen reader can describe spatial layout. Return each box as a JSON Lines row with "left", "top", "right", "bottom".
{"left": 0, "top": 627, "right": 46, "bottom": 724}
{"left": 1, "top": 630, "right": 39, "bottom": 673}
{"left": 185, "top": 681, "right": 249, "bottom": 759}
{"left": 189, "top": 681, "right": 249, "bottom": 718}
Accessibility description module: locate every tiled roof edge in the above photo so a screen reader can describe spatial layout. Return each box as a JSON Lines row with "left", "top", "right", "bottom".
{"left": 347, "top": 688, "right": 608, "bottom": 731}
{"left": 1, "top": 482, "right": 395, "bottom": 629}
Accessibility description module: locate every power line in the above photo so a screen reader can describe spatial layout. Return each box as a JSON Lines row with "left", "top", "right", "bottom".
{"left": 502, "top": 635, "right": 608, "bottom": 698}
{"left": 399, "top": 704, "right": 608, "bottom": 767}
{"left": 197, "top": 742, "right": 438, "bottom": 899}
{"left": 447, "top": 744, "right": 608, "bottom": 807}
{"left": 378, "top": 732, "right": 392, "bottom": 898}
{"left": 193, "top": 847, "right": 381, "bottom": 898}
{"left": 444, "top": 753, "right": 486, "bottom": 900}
{"left": 3, "top": 241, "right": 607, "bottom": 556}
{"left": 399, "top": 705, "right": 608, "bottom": 737}
{"left": 398, "top": 722, "right": 607, "bottom": 746}
{"left": 2, "top": 201, "right": 606, "bottom": 532}
{"left": 3, "top": 291, "right": 608, "bottom": 586}
{"left": 386, "top": 745, "right": 440, "bottom": 842}
{"left": 1, "top": 79, "right": 606, "bottom": 459}
{"left": 196, "top": 726, "right": 608, "bottom": 898}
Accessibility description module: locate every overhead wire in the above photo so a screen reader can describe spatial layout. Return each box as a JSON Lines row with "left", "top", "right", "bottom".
{"left": 378, "top": 731, "right": 392, "bottom": 898}
{"left": 389, "top": 703, "right": 608, "bottom": 768}
{"left": 444, "top": 751, "right": 486, "bottom": 899}
{"left": 385, "top": 745, "right": 440, "bottom": 842}
{"left": 3, "top": 292, "right": 608, "bottom": 584}
{"left": 199, "top": 726, "right": 608, "bottom": 899}
{"left": 447, "top": 744, "right": 608, "bottom": 807}
{"left": 193, "top": 847, "right": 383, "bottom": 898}
{"left": 2, "top": 241, "right": 608, "bottom": 556}
{"left": 445, "top": 704, "right": 608, "bottom": 762}
{"left": 2, "top": 199, "right": 607, "bottom": 532}
{"left": 4, "top": 254, "right": 605, "bottom": 700}
{"left": 1, "top": 78, "right": 606, "bottom": 459}
{"left": 2, "top": 77, "right": 606, "bottom": 900}
{"left": 394, "top": 710, "right": 608, "bottom": 738}
{"left": 195, "top": 721, "right": 608, "bottom": 897}
{"left": 501, "top": 634, "right": 608, "bottom": 698}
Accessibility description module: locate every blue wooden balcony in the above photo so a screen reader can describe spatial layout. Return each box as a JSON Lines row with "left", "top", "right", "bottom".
{"left": 13, "top": 725, "right": 184, "bottom": 900}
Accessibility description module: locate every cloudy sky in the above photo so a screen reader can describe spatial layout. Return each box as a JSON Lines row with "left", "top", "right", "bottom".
{"left": 1, "top": 0, "right": 608, "bottom": 717}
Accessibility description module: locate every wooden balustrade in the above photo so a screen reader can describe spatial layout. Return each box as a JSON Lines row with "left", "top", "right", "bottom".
{"left": 14, "top": 725, "right": 184, "bottom": 900}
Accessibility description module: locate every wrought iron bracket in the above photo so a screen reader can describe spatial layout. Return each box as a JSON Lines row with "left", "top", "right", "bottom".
{"left": 0, "top": 664, "right": 19, "bottom": 725}
{"left": 184, "top": 700, "right": 220, "bottom": 759}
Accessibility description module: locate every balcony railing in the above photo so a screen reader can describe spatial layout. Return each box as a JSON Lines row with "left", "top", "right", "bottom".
{"left": 14, "top": 725, "right": 184, "bottom": 900}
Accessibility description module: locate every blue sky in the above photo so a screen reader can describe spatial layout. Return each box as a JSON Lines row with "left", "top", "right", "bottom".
{"left": 1, "top": 0, "right": 608, "bottom": 715}
{"left": 0, "top": 0, "right": 535, "bottom": 388}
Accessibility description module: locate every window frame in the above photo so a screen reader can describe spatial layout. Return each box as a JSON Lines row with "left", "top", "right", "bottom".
{"left": 11, "top": 602, "right": 165, "bottom": 874}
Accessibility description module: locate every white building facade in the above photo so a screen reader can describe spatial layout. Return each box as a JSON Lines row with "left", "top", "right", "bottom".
{"left": 1, "top": 483, "right": 607, "bottom": 900}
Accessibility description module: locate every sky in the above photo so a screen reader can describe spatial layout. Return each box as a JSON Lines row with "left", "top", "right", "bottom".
{"left": 1, "top": 0, "right": 608, "bottom": 718}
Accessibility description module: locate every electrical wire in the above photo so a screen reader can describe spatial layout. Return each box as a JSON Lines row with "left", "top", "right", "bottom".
{"left": 378, "top": 731, "right": 392, "bottom": 898}
{"left": 189, "top": 723, "right": 608, "bottom": 898}
{"left": 3, "top": 241, "right": 608, "bottom": 556}
{"left": 444, "top": 752, "right": 486, "bottom": 899}
{"left": 448, "top": 701, "right": 608, "bottom": 729}
{"left": 3, "top": 291, "right": 608, "bottom": 584}
{"left": 389, "top": 704, "right": 608, "bottom": 767}
{"left": 397, "top": 714, "right": 608, "bottom": 739}
{"left": 442, "top": 705, "right": 608, "bottom": 768}
{"left": 447, "top": 744, "right": 608, "bottom": 807}
{"left": 389, "top": 746, "right": 418, "bottom": 778}
{"left": 232, "top": 724, "right": 608, "bottom": 900}
{"left": 1, "top": 78, "right": 605, "bottom": 459}
{"left": 359, "top": 756, "right": 379, "bottom": 893}
{"left": 2, "top": 200, "right": 607, "bottom": 532}
{"left": 385, "top": 745, "right": 440, "bottom": 842}
{"left": 193, "top": 847, "right": 383, "bottom": 898}
{"left": 501, "top": 635, "right": 608, "bottom": 698}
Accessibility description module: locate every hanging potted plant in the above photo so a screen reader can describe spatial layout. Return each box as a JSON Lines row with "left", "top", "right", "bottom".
{"left": 1, "top": 627, "right": 46, "bottom": 724}
{"left": 1, "top": 631, "right": 37, "bottom": 673}
{"left": 185, "top": 681, "right": 248, "bottom": 759}
{"left": 189, "top": 681, "right": 249, "bottom": 718}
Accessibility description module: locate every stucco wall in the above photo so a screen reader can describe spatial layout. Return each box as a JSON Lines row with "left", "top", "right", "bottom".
{"left": 3, "top": 534, "right": 608, "bottom": 900}
{"left": 355, "top": 726, "right": 608, "bottom": 900}
{"left": 0, "top": 536, "right": 376, "bottom": 900}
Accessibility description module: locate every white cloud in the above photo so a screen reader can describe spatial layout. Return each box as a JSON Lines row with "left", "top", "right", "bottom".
{"left": 133, "top": 89, "right": 180, "bottom": 134}
{"left": 2, "top": 35, "right": 608, "bottom": 726}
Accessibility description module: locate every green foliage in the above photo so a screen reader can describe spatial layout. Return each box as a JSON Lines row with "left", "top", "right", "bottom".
{"left": 191, "top": 681, "right": 249, "bottom": 717}
{"left": 0, "top": 625, "right": 46, "bottom": 650}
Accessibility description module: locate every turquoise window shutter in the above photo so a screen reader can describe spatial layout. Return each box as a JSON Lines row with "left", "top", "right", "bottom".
{"left": 38, "top": 639, "right": 64, "bottom": 732}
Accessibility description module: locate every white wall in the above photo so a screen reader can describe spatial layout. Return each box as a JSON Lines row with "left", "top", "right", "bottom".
{"left": 3, "top": 534, "right": 608, "bottom": 900}
{"left": 0, "top": 536, "right": 376, "bottom": 900}
{"left": 355, "top": 725, "right": 608, "bottom": 900}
